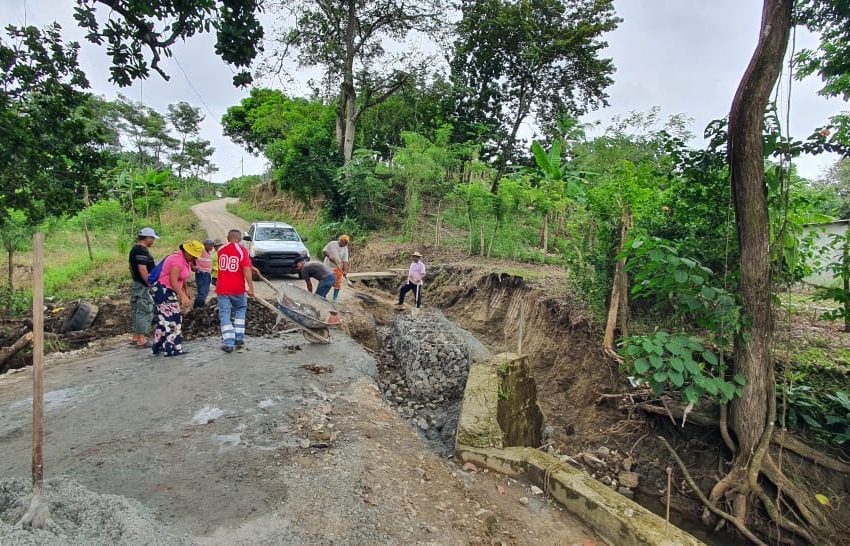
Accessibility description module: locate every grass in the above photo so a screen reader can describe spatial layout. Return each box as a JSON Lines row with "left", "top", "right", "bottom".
{"left": 0, "top": 199, "right": 205, "bottom": 314}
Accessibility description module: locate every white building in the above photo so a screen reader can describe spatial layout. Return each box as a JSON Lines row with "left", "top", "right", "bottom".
{"left": 803, "top": 219, "right": 849, "bottom": 287}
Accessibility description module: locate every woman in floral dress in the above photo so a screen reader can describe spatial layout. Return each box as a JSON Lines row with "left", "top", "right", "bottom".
{"left": 151, "top": 240, "right": 204, "bottom": 356}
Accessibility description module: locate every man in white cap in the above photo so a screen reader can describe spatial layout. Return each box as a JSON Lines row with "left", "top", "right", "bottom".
{"left": 129, "top": 227, "right": 158, "bottom": 347}
{"left": 397, "top": 251, "right": 425, "bottom": 309}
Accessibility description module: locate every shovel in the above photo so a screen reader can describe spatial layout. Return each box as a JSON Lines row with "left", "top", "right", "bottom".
{"left": 411, "top": 284, "right": 421, "bottom": 318}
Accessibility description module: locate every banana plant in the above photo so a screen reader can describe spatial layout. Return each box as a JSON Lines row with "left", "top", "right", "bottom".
{"left": 527, "top": 139, "right": 590, "bottom": 251}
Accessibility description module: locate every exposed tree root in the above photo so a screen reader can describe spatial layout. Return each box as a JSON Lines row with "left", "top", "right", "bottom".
{"left": 636, "top": 401, "right": 850, "bottom": 473}
{"left": 659, "top": 435, "right": 767, "bottom": 546}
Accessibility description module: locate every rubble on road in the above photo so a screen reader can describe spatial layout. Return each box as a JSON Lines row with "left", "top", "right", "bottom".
{"left": 182, "top": 298, "right": 292, "bottom": 339}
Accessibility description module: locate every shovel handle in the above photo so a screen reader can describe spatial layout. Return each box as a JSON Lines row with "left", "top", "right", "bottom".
{"left": 254, "top": 271, "right": 281, "bottom": 298}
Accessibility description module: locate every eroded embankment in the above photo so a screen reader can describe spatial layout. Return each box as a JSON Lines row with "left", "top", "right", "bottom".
{"left": 425, "top": 267, "right": 622, "bottom": 452}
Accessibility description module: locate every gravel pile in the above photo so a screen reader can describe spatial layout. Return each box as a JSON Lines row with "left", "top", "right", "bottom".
{"left": 0, "top": 477, "right": 191, "bottom": 545}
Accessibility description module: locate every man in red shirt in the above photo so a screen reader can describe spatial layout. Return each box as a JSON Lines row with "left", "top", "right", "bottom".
{"left": 215, "top": 229, "right": 255, "bottom": 353}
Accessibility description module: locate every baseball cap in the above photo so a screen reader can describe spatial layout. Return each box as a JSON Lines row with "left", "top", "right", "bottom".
{"left": 412, "top": 251, "right": 422, "bottom": 258}
{"left": 213, "top": 238, "right": 223, "bottom": 247}
{"left": 203, "top": 239, "right": 215, "bottom": 246}
{"left": 294, "top": 254, "right": 309, "bottom": 264}
{"left": 139, "top": 227, "right": 159, "bottom": 239}
{"left": 182, "top": 240, "right": 205, "bottom": 258}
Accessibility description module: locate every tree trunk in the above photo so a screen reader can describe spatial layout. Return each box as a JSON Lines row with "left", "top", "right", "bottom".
{"left": 82, "top": 186, "right": 94, "bottom": 261}
{"left": 343, "top": 92, "right": 357, "bottom": 163}
{"left": 541, "top": 214, "right": 549, "bottom": 253}
{"left": 6, "top": 244, "right": 13, "bottom": 310}
{"left": 480, "top": 224, "right": 485, "bottom": 256}
{"left": 336, "top": 0, "right": 357, "bottom": 164}
{"left": 490, "top": 91, "right": 529, "bottom": 194}
{"left": 487, "top": 218, "right": 499, "bottom": 258}
{"left": 728, "top": 0, "right": 791, "bottom": 462}
{"left": 844, "top": 227, "right": 850, "bottom": 332}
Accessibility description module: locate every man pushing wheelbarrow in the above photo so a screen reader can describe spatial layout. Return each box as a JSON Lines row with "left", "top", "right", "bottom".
{"left": 253, "top": 266, "right": 341, "bottom": 344}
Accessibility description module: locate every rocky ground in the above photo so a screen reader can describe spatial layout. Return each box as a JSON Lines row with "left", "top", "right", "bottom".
{"left": 0, "top": 328, "right": 600, "bottom": 545}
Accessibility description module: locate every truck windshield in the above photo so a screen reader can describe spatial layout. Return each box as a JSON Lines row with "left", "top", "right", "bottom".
{"left": 255, "top": 227, "right": 300, "bottom": 242}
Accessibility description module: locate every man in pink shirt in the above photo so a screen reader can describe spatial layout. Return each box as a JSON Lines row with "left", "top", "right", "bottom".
{"left": 397, "top": 251, "right": 425, "bottom": 308}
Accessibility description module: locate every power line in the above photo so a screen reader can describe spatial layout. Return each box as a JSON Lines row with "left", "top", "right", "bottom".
{"left": 172, "top": 57, "right": 217, "bottom": 120}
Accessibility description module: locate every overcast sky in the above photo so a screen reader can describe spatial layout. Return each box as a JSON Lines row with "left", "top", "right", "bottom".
{"left": 1, "top": 0, "right": 845, "bottom": 182}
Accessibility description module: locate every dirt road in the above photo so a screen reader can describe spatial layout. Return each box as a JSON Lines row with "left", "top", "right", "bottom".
{"left": 191, "top": 198, "right": 248, "bottom": 243}
{"left": 0, "top": 332, "right": 597, "bottom": 544}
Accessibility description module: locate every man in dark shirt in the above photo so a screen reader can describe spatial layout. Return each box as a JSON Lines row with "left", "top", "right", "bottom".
{"left": 129, "top": 227, "right": 158, "bottom": 347}
{"left": 294, "top": 255, "right": 336, "bottom": 299}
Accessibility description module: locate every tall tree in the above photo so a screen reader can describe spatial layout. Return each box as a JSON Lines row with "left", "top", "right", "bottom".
{"left": 704, "top": 1, "right": 850, "bottom": 542}
{"left": 222, "top": 89, "right": 341, "bottom": 201}
{"left": 73, "top": 0, "right": 264, "bottom": 86}
{"left": 0, "top": 24, "right": 111, "bottom": 299}
{"left": 184, "top": 139, "right": 216, "bottom": 178}
{"left": 269, "top": 0, "right": 446, "bottom": 164}
{"left": 0, "top": 24, "right": 111, "bottom": 223}
{"left": 450, "top": 0, "right": 619, "bottom": 192}
{"left": 167, "top": 101, "right": 205, "bottom": 178}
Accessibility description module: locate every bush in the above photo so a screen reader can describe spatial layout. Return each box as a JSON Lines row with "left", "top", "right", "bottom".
{"left": 82, "top": 200, "right": 129, "bottom": 231}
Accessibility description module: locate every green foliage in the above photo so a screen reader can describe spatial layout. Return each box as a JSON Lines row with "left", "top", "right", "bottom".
{"left": 355, "top": 75, "right": 452, "bottom": 159}
{"left": 223, "top": 175, "right": 262, "bottom": 198}
{"left": 0, "top": 24, "right": 112, "bottom": 225}
{"left": 73, "top": 0, "right": 263, "bottom": 86}
{"left": 222, "top": 90, "right": 341, "bottom": 203}
{"left": 794, "top": 0, "right": 850, "bottom": 100}
{"left": 621, "top": 237, "right": 746, "bottom": 404}
{"left": 623, "top": 332, "right": 744, "bottom": 403}
{"left": 450, "top": 0, "right": 619, "bottom": 172}
{"left": 336, "top": 151, "right": 394, "bottom": 230}
{"left": 779, "top": 378, "right": 850, "bottom": 446}
{"left": 82, "top": 200, "right": 128, "bottom": 231}
{"left": 813, "top": 230, "right": 850, "bottom": 324}
{"left": 627, "top": 237, "right": 742, "bottom": 334}
{"left": 824, "top": 391, "right": 850, "bottom": 444}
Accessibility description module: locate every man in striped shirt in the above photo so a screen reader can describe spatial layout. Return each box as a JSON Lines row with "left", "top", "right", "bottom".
{"left": 193, "top": 239, "right": 215, "bottom": 309}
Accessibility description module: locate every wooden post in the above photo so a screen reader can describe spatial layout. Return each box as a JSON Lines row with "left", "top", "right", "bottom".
{"left": 16, "top": 232, "right": 50, "bottom": 529}
{"left": 479, "top": 224, "right": 485, "bottom": 256}
{"left": 32, "top": 232, "right": 45, "bottom": 491}
{"left": 603, "top": 206, "right": 632, "bottom": 361}
{"left": 82, "top": 186, "right": 94, "bottom": 262}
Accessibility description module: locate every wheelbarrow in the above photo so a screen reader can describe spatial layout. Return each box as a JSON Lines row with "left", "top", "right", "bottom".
{"left": 252, "top": 274, "right": 341, "bottom": 344}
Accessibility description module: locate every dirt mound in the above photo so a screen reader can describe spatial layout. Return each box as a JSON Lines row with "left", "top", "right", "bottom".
{"left": 0, "top": 477, "right": 190, "bottom": 545}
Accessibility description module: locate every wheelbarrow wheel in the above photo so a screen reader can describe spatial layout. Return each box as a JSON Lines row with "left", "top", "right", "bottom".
{"left": 302, "top": 327, "right": 331, "bottom": 344}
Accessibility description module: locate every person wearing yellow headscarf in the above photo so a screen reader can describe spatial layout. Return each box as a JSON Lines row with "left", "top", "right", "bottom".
{"left": 151, "top": 240, "right": 204, "bottom": 357}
